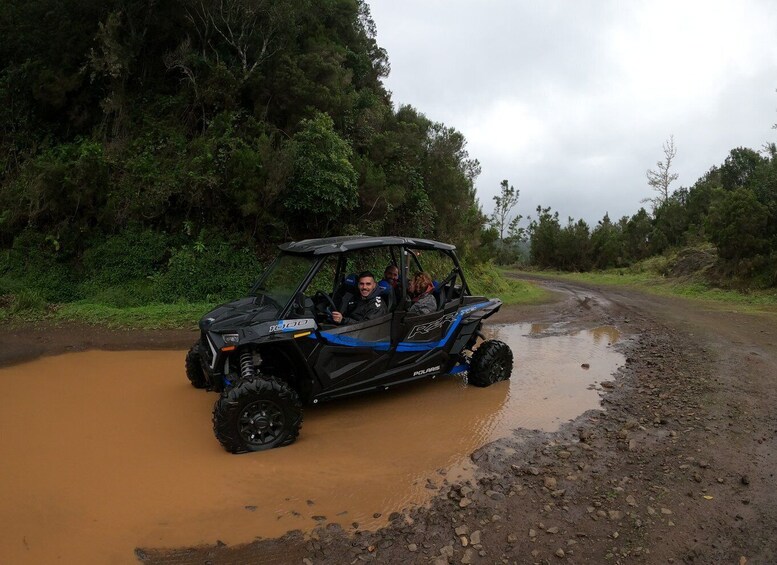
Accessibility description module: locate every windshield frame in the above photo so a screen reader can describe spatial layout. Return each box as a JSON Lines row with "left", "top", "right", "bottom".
{"left": 249, "top": 252, "right": 323, "bottom": 317}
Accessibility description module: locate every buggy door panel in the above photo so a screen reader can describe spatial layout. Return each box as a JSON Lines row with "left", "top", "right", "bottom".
{"left": 312, "top": 314, "right": 392, "bottom": 398}
{"left": 389, "top": 302, "right": 461, "bottom": 377}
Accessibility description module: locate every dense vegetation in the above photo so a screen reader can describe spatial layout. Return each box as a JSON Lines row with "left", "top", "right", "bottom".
{"left": 1, "top": 0, "right": 774, "bottom": 320}
{"left": 0, "top": 0, "right": 484, "bottom": 305}
{"left": 523, "top": 145, "right": 777, "bottom": 288}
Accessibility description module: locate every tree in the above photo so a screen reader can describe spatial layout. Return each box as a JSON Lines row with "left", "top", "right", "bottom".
{"left": 590, "top": 213, "right": 623, "bottom": 268}
{"left": 528, "top": 206, "right": 561, "bottom": 268}
{"left": 283, "top": 112, "right": 358, "bottom": 235}
{"left": 707, "top": 188, "right": 769, "bottom": 266}
{"left": 644, "top": 135, "right": 679, "bottom": 210}
{"left": 490, "top": 179, "right": 523, "bottom": 241}
{"left": 719, "top": 147, "right": 765, "bottom": 191}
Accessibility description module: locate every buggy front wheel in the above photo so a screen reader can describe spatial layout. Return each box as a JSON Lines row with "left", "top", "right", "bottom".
{"left": 212, "top": 376, "right": 303, "bottom": 453}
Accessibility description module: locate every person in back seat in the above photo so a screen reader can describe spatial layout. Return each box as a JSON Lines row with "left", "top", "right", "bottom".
{"left": 332, "top": 271, "right": 388, "bottom": 325}
{"left": 407, "top": 271, "right": 437, "bottom": 315}
{"left": 381, "top": 264, "right": 399, "bottom": 289}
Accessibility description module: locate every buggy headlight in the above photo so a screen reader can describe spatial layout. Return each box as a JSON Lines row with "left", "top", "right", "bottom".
{"left": 222, "top": 333, "right": 240, "bottom": 345}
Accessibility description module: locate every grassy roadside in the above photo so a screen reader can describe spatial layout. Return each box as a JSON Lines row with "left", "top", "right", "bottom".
{"left": 507, "top": 269, "right": 777, "bottom": 314}
{"left": 0, "top": 264, "right": 552, "bottom": 329}
{"left": 0, "top": 299, "right": 213, "bottom": 330}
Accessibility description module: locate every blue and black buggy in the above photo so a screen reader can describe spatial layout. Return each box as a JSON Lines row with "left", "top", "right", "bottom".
{"left": 186, "top": 236, "right": 513, "bottom": 453}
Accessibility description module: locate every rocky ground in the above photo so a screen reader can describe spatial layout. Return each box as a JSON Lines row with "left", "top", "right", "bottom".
{"left": 6, "top": 278, "right": 777, "bottom": 564}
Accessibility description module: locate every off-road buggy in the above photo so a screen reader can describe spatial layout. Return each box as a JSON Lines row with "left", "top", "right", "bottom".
{"left": 186, "top": 236, "right": 513, "bottom": 453}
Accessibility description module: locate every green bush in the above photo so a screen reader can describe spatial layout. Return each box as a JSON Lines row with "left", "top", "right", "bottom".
{"left": 153, "top": 241, "right": 265, "bottom": 302}
{"left": 465, "top": 261, "right": 513, "bottom": 295}
{"left": 10, "top": 288, "right": 47, "bottom": 314}
{"left": 78, "top": 279, "right": 158, "bottom": 308}
{"left": 2, "top": 230, "right": 81, "bottom": 301}
{"left": 81, "top": 228, "right": 171, "bottom": 284}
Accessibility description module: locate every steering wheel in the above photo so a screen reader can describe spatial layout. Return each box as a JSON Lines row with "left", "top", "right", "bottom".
{"left": 313, "top": 291, "right": 337, "bottom": 320}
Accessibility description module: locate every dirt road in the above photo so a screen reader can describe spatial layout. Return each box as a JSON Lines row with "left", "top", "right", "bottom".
{"left": 4, "top": 278, "right": 777, "bottom": 564}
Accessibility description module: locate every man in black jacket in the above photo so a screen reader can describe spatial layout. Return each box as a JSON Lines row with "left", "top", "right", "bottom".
{"left": 332, "top": 271, "right": 387, "bottom": 325}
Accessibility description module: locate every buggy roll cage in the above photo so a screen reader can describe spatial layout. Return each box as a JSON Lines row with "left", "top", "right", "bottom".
{"left": 250, "top": 236, "right": 471, "bottom": 320}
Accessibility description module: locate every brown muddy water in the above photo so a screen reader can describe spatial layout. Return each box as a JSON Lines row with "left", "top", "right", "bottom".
{"left": 0, "top": 324, "right": 623, "bottom": 563}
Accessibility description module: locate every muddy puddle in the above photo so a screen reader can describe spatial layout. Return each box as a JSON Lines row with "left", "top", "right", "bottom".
{"left": 0, "top": 323, "right": 624, "bottom": 563}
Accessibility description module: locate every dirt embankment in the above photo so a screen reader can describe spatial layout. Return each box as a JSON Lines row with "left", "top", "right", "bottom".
{"left": 5, "top": 278, "right": 777, "bottom": 564}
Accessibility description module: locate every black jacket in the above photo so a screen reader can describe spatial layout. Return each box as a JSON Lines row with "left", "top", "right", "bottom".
{"left": 341, "top": 288, "right": 388, "bottom": 325}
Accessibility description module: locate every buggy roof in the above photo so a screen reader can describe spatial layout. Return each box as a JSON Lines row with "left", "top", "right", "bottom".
{"left": 279, "top": 236, "right": 456, "bottom": 255}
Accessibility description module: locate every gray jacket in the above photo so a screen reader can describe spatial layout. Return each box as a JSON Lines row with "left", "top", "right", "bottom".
{"left": 408, "top": 292, "right": 437, "bottom": 315}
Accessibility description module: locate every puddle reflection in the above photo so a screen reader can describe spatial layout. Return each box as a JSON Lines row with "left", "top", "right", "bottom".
{"left": 486, "top": 323, "right": 624, "bottom": 433}
{"left": 0, "top": 324, "right": 623, "bottom": 563}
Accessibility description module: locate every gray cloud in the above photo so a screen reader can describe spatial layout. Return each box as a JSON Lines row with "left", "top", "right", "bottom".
{"left": 369, "top": 0, "right": 777, "bottom": 226}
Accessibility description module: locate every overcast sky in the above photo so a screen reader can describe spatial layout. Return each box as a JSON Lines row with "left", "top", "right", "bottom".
{"left": 369, "top": 0, "right": 777, "bottom": 226}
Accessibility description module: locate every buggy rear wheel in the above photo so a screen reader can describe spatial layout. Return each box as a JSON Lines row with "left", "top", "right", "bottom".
{"left": 468, "top": 340, "right": 513, "bottom": 387}
{"left": 212, "top": 375, "right": 303, "bottom": 453}
{"left": 185, "top": 343, "right": 207, "bottom": 389}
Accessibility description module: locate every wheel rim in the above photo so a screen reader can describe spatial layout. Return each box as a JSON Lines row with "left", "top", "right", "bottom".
{"left": 238, "top": 400, "right": 286, "bottom": 447}
{"left": 491, "top": 360, "right": 504, "bottom": 382}
{"left": 490, "top": 353, "right": 509, "bottom": 382}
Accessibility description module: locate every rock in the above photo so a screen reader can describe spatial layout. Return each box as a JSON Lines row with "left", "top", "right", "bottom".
{"left": 529, "top": 528, "right": 537, "bottom": 538}
{"left": 459, "top": 498, "right": 472, "bottom": 508}
{"left": 628, "top": 439, "right": 637, "bottom": 451}
{"left": 455, "top": 525, "right": 469, "bottom": 536}
{"left": 372, "top": 513, "right": 382, "bottom": 519}
{"left": 407, "top": 544, "right": 418, "bottom": 552}
{"left": 303, "top": 559, "right": 313, "bottom": 565}
{"left": 470, "top": 530, "right": 481, "bottom": 545}
{"left": 440, "top": 544, "right": 455, "bottom": 558}
{"left": 507, "top": 534, "right": 518, "bottom": 543}
{"left": 461, "top": 486, "right": 473, "bottom": 496}
{"left": 555, "top": 548, "right": 566, "bottom": 558}
{"left": 741, "top": 475, "right": 750, "bottom": 485}
{"left": 558, "top": 451, "right": 571, "bottom": 459}
{"left": 527, "top": 466, "right": 541, "bottom": 476}
{"left": 581, "top": 363, "right": 590, "bottom": 369}
{"left": 544, "top": 477, "right": 558, "bottom": 489}
{"left": 487, "top": 490, "right": 505, "bottom": 501}
{"left": 608, "top": 510, "right": 623, "bottom": 521}
{"left": 660, "top": 508, "right": 673, "bottom": 515}
{"left": 461, "top": 548, "right": 476, "bottom": 564}
{"left": 647, "top": 506, "right": 656, "bottom": 515}
{"left": 626, "top": 495, "right": 637, "bottom": 506}
{"left": 546, "top": 526, "right": 559, "bottom": 534}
